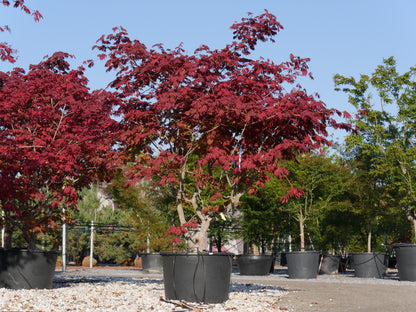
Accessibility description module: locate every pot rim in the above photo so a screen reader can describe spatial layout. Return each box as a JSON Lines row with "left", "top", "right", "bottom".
{"left": 138, "top": 252, "right": 163, "bottom": 256}
{"left": 236, "top": 254, "right": 273, "bottom": 259}
{"left": 160, "top": 251, "right": 234, "bottom": 257}
{"left": 349, "top": 252, "right": 388, "bottom": 255}
{"left": 392, "top": 243, "right": 416, "bottom": 248}
{"left": 0, "top": 248, "right": 60, "bottom": 254}
{"left": 286, "top": 250, "right": 320, "bottom": 254}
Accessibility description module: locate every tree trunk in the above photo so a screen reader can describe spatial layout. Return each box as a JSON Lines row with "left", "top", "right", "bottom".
{"left": 367, "top": 220, "right": 372, "bottom": 253}
{"left": 251, "top": 243, "right": 260, "bottom": 255}
{"left": 413, "top": 219, "right": 416, "bottom": 243}
{"left": 22, "top": 230, "right": 37, "bottom": 250}
{"left": 215, "top": 229, "right": 222, "bottom": 252}
{"left": 299, "top": 211, "right": 305, "bottom": 251}
{"left": 186, "top": 217, "right": 211, "bottom": 251}
{"left": 402, "top": 205, "right": 416, "bottom": 242}
{"left": 3, "top": 227, "right": 12, "bottom": 249}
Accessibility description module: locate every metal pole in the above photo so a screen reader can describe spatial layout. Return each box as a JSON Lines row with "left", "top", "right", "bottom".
{"left": 146, "top": 233, "right": 150, "bottom": 253}
{"left": 90, "top": 221, "right": 94, "bottom": 268}
{"left": 62, "top": 223, "right": 66, "bottom": 272}
{"left": 62, "top": 208, "right": 66, "bottom": 272}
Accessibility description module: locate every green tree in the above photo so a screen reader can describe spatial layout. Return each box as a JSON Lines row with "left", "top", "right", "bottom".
{"left": 337, "top": 155, "right": 390, "bottom": 252}
{"left": 335, "top": 57, "right": 416, "bottom": 241}
{"left": 68, "top": 185, "right": 133, "bottom": 265}
{"left": 240, "top": 189, "right": 288, "bottom": 254}
{"left": 208, "top": 214, "right": 241, "bottom": 253}
{"left": 240, "top": 152, "right": 352, "bottom": 253}
{"left": 282, "top": 153, "right": 352, "bottom": 251}
{"left": 106, "top": 173, "right": 176, "bottom": 253}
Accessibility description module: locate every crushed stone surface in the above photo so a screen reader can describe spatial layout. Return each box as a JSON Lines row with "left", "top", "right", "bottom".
{"left": 0, "top": 274, "right": 291, "bottom": 311}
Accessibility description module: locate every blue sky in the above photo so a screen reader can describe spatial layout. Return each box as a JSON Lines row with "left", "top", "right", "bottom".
{"left": 1, "top": 0, "right": 415, "bottom": 142}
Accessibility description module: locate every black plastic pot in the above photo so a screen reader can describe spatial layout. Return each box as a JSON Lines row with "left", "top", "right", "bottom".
{"left": 349, "top": 252, "right": 388, "bottom": 278}
{"left": 140, "top": 253, "right": 163, "bottom": 273}
{"left": 236, "top": 254, "right": 273, "bottom": 275}
{"left": 286, "top": 251, "right": 320, "bottom": 279}
{"left": 0, "top": 248, "right": 59, "bottom": 289}
{"left": 160, "top": 252, "right": 233, "bottom": 303}
{"left": 393, "top": 243, "right": 416, "bottom": 281}
{"left": 319, "top": 254, "right": 341, "bottom": 275}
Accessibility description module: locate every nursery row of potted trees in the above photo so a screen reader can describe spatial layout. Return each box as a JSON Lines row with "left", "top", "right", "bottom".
{"left": 3, "top": 8, "right": 416, "bottom": 305}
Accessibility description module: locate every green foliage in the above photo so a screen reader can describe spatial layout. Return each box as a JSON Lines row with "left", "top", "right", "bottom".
{"left": 76, "top": 185, "right": 126, "bottom": 224}
{"left": 208, "top": 213, "right": 241, "bottom": 252}
{"left": 65, "top": 174, "right": 180, "bottom": 265}
{"left": 106, "top": 173, "right": 176, "bottom": 253}
{"left": 67, "top": 185, "right": 132, "bottom": 264}
{"left": 335, "top": 56, "right": 416, "bottom": 241}
{"left": 280, "top": 153, "right": 353, "bottom": 251}
{"left": 240, "top": 190, "right": 289, "bottom": 254}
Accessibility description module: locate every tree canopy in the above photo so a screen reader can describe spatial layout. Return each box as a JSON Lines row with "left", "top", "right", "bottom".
{"left": 93, "top": 11, "right": 350, "bottom": 249}
{"left": 335, "top": 56, "right": 416, "bottom": 241}
{"left": 0, "top": 52, "right": 118, "bottom": 248}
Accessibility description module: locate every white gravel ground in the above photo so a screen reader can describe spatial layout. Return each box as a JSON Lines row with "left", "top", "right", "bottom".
{"left": 1, "top": 267, "right": 409, "bottom": 311}
{"left": 0, "top": 275, "right": 290, "bottom": 311}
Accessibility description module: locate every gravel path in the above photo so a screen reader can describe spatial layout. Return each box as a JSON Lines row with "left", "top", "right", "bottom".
{"left": 0, "top": 267, "right": 415, "bottom": 311}
{"left": 0, "top": 269, "right": 290, "bottom": 311}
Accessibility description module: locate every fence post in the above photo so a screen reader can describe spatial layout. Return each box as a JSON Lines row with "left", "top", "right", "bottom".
{"left": 90, "top": 221, "right": 94, "bottom": 268}
{"left": 62, "top": 208, "right": 66, "bottom": 272}
{"left": 146, "top": 232, "right": 150, "bottom": 253}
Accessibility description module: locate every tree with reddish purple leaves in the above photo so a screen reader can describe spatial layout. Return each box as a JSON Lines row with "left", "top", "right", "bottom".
{"left": 0, "top": 52, "right": 119, "bottom": 249}
{"left": 95, "top": 11, "right": 350, "bottom": 250}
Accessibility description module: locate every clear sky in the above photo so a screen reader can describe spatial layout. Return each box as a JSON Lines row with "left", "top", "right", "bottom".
{"left": 1, "top": 0, "right": 415, "bottom": 142}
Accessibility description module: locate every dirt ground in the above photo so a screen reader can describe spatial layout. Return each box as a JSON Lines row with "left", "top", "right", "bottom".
{"left": 233, "top": 268, "right": 416, "bottom": 312}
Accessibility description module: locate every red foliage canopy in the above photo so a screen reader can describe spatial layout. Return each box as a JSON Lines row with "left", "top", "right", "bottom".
{"left": 93, "top": 11, "right": 350, "bottom": 246}
{"left": 95, "top": 11, "right": 348, "bottom": 188}
{"left": 0, "top": 52, "right": 118, "bottom": 243}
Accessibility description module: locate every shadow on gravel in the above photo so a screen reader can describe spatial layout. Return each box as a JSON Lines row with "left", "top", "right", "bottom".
{"left": 53, "top": 275, "right": 288, "bottom": 295}
{"left": 53, "top": 276, "right": 163, "bottom": 289}
{"left": 230, "top": 282, "right": 287, "bottom": 293}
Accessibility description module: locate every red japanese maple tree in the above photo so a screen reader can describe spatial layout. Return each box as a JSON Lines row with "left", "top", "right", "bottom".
{"left": 0, "top": 52, "right": 118, "bottom": 249}
{"left": 1, "top": 0, "right": 42, "bottom": 63}
{"left": 94, "top": 11, "right": 350, "bottom": 250}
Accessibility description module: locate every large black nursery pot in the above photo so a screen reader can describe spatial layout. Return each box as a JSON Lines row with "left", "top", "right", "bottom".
{"left": 393, "top": 243, "right": 416, "bottom": 281}
{"left": 286, "top": 251, "right": 320, "bottom": 279}
{"left": 319, "top": 254, "right": 341, "bottom": 275}
{"left": 349, "top": 252, "right": 388, "bottom": 278}
{"left": 0, "top": 248, "right": 59, "bottom": 289}
{"left": 160, "top": 251, "right": 233, "bottom": 303}
{"left": 139, "top": 252, "right": 163, "bottom": 274}
{"left": 236, "top": 254, "right": 274, "bottom": 276}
